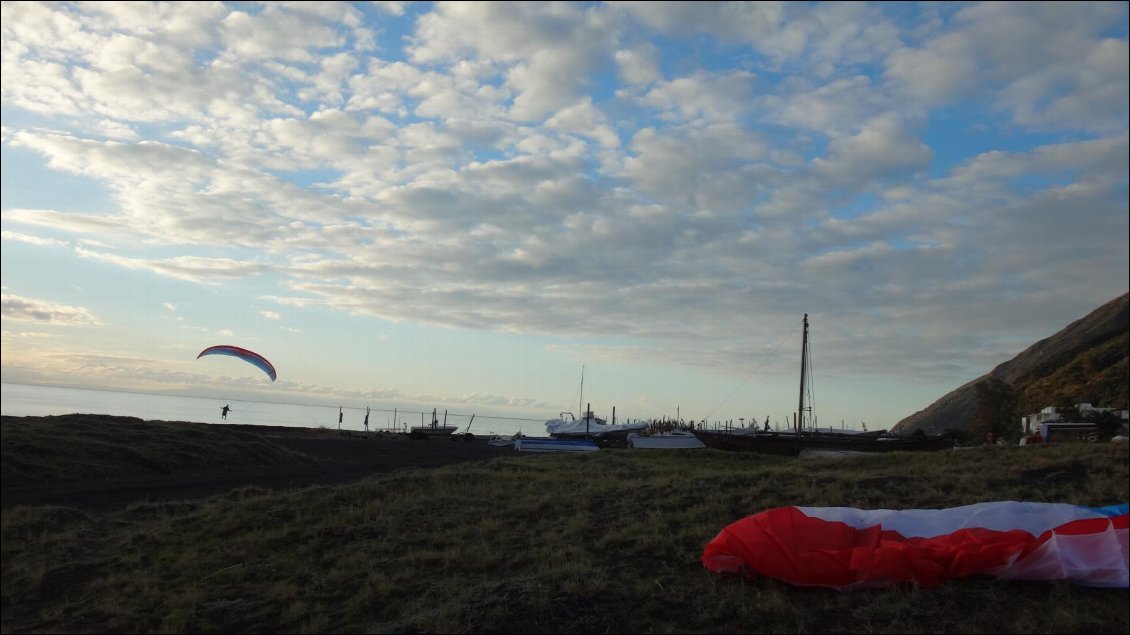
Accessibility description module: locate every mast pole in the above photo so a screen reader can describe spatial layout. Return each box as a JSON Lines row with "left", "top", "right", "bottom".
{"left": 797, "top": 314, "right": 808, "bottom": 437}
{"left": 579, "top": 365, "right": 585, "bottom": 418}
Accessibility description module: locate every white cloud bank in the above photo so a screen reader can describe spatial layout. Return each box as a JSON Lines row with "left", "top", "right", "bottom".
{"left": 1, "top": 1, "right": 1126, "bottom": 421}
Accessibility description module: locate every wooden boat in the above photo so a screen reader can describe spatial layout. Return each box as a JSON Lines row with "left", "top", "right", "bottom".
{"left": 691, "top": 428, "right": 953, "bottom": 456}
{"left": 691, "top": 315, "right": 953, "bottom": 456}
{"left": 409, "top": 408, "right": 460, "bottom": 439}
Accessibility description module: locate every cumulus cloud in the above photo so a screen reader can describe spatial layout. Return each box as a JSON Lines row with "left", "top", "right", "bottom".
{"left": 0, "top": 1, "right": 1126, "bottom": 412}
{"left": 885, "top": 2, "right": 1129, "bottom": 132}
{"left": 614, "top": 44, "right": 661, "bottom": 85}
{"left": 810, "top": 114, "right": 933, "bottom": 188}
{"left": 76, "top": 248, "right": 270, "bottom": 284}
{"left": 1, "top": 294, "right": 100, "bottom": 325}
{"left": 767, "top": 75, "right": 890, "bottom": 133}
{"left": 1, "top": 330, "right": 56, "bottom": 339}
{"left": 409, "top": 1, "right": 616, "bottom": 120}
{"left": 0, "top": 230, "right": 68, "bottom": 247}
{"left": 635, "top": 70, "right": 757, "bottom": 124}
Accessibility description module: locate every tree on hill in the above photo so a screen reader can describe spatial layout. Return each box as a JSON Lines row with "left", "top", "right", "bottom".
{"left": 1054, "top": 398, "right": 1081, "bottom": 423}
{"left": 970, "top": 378, "right": 1020, "bottom": 443}
{"left": 1051, "top": 399, "right": 1125, "bottom": 440}
{"left": 1080, "top": 409, "right": 1125, "bottom": 440}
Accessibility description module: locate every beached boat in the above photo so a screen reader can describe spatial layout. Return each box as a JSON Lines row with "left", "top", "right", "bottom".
{"left": 545, "top": 409, "right": 648, "bottom": 447}
{"left": 691, "top": 315, "right": 953, "bottom": 456}
{"left": 543, "top": 367, "right": 648, "bottom": 447}
{"left": 409, "top": 408, "right": 460, "bottom": 439}
{"left": 627, "top": 431, "right": 705, "bottom": 449}
{"left": 486, "top": 434, "right": 517, "bottom": 447}
{"left": 514, "top": 437, "right": 600, "bottom": 453}
{"left": 692, "top": 427, "right": 953, "bottom": 455}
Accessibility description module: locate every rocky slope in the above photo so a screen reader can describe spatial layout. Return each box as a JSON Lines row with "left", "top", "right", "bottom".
{"left": 895, "top": 293, "right": 1128, "bottom": 435}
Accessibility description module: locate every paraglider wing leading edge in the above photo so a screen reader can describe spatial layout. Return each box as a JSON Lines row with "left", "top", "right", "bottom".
{"left": 196, "top": 345, "right": 277, "bottom": 382}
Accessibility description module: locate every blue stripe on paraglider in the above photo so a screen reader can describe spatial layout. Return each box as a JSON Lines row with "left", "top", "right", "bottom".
{"left": 1085, "top": 503, "right": 1130, "bottom": 518}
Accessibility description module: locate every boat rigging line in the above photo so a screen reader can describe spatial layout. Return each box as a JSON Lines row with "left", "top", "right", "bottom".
{"left": 803, "top": 321, "right": 817, "bottom": 429}
{"left": 700, "top": 319, "right": 802, "bottom": 424}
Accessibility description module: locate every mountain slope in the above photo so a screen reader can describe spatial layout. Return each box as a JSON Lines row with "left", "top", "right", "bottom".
{"left": 895, "top": 292, "right": 1129, "bottom": 435}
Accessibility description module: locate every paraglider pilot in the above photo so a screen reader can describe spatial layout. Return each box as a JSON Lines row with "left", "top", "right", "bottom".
{"left": 221, "top": 404, "right": 230, "bottom": 420}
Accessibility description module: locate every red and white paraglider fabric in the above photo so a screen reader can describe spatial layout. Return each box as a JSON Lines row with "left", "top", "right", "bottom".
{"left": 702, "top": 501, "right": 1128, "bottom": 589}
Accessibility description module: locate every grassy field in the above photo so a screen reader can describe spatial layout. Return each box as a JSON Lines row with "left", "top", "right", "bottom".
{"left": 1, "top": 421, "right": 1127, "bottom": 633}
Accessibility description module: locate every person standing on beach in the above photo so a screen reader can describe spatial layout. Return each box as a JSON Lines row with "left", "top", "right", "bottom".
{"left": 338, "top": 406, "right": 343, "bottom": 430}
{"left": 221, "top": 404, "right": 230, "bottom": 420}
{"left": 364, "top": 407, "right": 370, "bottom": 433}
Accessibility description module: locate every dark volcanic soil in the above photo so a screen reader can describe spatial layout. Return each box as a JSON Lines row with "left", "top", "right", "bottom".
{"left": 1, "top": 425, "right": 513, "bottom": 512}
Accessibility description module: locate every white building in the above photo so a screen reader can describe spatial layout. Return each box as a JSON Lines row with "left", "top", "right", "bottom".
{"left": 1021, "top": 403, "right": 1130, "bottom": 440}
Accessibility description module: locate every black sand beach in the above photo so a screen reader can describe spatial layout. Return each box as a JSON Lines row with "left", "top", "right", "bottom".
{"left": 1, "top": 417, "right": 512, "bottom": 511}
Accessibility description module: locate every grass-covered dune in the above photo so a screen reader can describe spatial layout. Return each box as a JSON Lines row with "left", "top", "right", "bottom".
{"left": 2, "top": 420, "right": 1127, "bottom": 634}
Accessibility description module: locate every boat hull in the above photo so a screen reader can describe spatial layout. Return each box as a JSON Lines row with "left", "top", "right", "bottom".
{"left": 691, "top": 430, "right": 953, "bottom": 456}
{"left": 545, "top": 420, "right": 648, "bottom": 448}
{"left": 627, "top": 432, "right": 705, "bottom": 449}
{"left": 409, "top": 426, "right": 460, "bottom": 439}
{"left": 515, "top": 438, "right": 600, "bottom": 453}
{"left": 549, "top": 430, "right": 640, "bottom": 448}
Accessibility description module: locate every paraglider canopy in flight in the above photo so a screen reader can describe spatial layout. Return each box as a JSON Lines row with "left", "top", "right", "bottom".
{"left": 197, "top": 345, "right": 277, "bottom": 382}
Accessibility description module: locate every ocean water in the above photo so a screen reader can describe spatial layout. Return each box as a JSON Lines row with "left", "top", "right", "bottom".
{"left": 0, "top": 382, "right": 533, "bottom": 436}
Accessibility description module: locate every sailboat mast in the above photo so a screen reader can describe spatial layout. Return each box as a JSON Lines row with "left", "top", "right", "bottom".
{"left": 797, "top": 314, "right": 808, "bottom": 436}
{"left": 579, "top": 365, "right": 585, "bottom": 417}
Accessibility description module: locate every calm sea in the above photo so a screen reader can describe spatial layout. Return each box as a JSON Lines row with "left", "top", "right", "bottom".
{"left": 0, "top": 382, "right": 534, "bottom": 436}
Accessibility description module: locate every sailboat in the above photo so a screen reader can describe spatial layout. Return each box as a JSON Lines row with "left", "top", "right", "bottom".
{"left": 691, "top": 315, "right": 953, "bottom": 456}
{"left": 542, "top": 367, "right": 647, "bottom": 447}
{"left": 545, "top": 406, "right": 648, "bottom": 447}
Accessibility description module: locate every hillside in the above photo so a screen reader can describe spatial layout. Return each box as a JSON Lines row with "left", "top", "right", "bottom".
{"left": 895, "top": 292, "right": 1129, "bottom": 436}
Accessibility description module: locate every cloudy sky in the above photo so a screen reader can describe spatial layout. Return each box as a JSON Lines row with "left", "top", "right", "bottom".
{"left": 2, "top": 1, "right": 1127, "bottom": 429}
